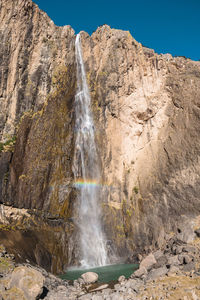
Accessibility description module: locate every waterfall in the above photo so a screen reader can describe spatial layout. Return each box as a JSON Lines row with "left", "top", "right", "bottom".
{"left": 72, "top": 33, "right": 109, "bottom": 268}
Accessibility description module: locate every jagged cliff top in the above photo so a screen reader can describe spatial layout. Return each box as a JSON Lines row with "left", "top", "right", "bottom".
{"left": 1, "top": 0, "right": 198, "bottom": 62}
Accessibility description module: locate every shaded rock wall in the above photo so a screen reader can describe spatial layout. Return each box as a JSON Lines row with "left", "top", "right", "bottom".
{"left": 0, "top": 0, "right": 77, "bottom": 273}
{"left": 0, "top": 0, "right": 200, "bottom": 273}
{"left": 0, "top": 0, "right": 74, "bottom": 140}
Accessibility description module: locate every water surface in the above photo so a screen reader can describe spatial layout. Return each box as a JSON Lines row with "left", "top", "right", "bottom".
{"left": 60, "top": 263, "right": 138, "bottom": 283}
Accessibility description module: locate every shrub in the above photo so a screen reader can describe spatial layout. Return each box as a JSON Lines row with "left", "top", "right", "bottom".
{"left": 0, "top": 136, "right": 16, "bottom": 153}
{"left": 133, "top": 186, "right": 139, "bottom": 194}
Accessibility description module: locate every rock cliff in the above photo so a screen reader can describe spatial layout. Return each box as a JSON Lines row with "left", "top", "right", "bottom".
{"left": 0, "top": 0, "right": 200, "bottom": 273}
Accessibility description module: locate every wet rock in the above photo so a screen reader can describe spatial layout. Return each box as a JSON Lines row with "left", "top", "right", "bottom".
{"left": 81, "top": 272, "right": 98, "bottom": 284}
{"left": 140, "top": 253, "right": 156, "bottom": 271}
{"left": 118, "top": 275, "right": 126, "bottom": 283}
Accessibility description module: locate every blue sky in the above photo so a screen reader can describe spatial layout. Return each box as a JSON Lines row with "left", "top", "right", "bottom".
{"left": 34, "top": 0, "right": 200, "bottom": 61}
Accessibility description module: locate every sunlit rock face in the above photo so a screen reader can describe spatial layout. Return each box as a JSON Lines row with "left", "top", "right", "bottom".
{"left": 79, "top": 26, "right": 200, "bottom": 256}
{"left": 1, "top": 0, "right": 200, "bottom": 273}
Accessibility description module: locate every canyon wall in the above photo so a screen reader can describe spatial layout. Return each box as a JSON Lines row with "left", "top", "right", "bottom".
{"left": 0, "top": 0, "right": 200, "bottom": 273}
{"left": 80, "top": 27, "right": 200, "bottom": 257}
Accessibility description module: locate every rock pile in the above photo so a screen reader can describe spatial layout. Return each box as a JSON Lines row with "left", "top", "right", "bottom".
{"left": 1, "top": 230, "right": 200, "bottom": 299}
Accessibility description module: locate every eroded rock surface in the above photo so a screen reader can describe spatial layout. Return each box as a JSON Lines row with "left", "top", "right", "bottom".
{"left": 79, "top": 26, "right": 200, "bottom": 257}
{"left": 0, "top": 0, "right": 76, "bottom": 273}
{"left": 0, "top": 0, "right": 200, "bottom": 274}
{"left": 0, "top": 0, "right": 74, "bottom": 140}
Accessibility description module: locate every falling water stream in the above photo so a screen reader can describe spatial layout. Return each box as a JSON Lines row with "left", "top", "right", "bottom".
{"left": 72, "top": 33, "right": 109, "bottom": 268}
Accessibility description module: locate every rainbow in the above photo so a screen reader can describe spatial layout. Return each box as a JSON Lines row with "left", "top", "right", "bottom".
{"left": 74, "top": 179, "right": 111, "bottom": 188}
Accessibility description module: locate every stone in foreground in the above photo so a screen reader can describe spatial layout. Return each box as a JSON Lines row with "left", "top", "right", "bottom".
{"left": 133, "top": 266, "right": 147, "bottom": 278}
{"left": 9, "top": 266, "right": 45, "bottom": 300}
{"left": 140, "top": 253, "right": 156, "bottom": 271}
{"left": 81, "top": 272, "right": 98, "bottom": 283}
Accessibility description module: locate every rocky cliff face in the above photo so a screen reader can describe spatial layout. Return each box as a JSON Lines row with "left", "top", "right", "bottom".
{"left": 80, "top": 27, "right": 200, "bottom": 256}
{"left": 0, "top": 0, "right": 200, "bottom": 273}
{"left": 0, "top": 0, "right": 76, "bottom": 273}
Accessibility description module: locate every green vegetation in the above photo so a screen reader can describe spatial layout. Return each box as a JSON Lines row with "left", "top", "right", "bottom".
{"left": 52, "top": 65, "right": 68, "bottom": 91}
{"left": 133, "top": 186, "right": 139, "bottom": 194}
{"left": 126, "top": 209, "right": 132, "bottom": 217}
{"left": 0, "top": 136, "right": 16, "bottom": 153}
{"left": 42, "top": 37, "right": 48, "bottom": 43}
{"left": 17, "top": 110, "right": 33, "bottom": 130}
{"left": 19, "top": 174, "right": 26, "bottom": 181}
{"left": 3, "top": 172, "right": 9, "bottom": 183}
{"left": 0, "top": 224, "right": 16, "bottom": 231}
{"left": 0, "top": 257, "right": 14, "bottom": 273}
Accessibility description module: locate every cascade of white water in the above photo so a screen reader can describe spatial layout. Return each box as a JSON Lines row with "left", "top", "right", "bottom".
{"left": 72, "top": 33, "right": 109, "bottom": 268}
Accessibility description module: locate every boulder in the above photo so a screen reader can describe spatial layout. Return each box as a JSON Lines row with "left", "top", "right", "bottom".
{"left": 172, "top": 245, "right": 183, "bottom": 255}
{"left": 132, "top": 266, "right": 147, "bottom": 278}
{"left": 125, "top": 279, "right": 142, "bottom": 293}
{"left": 183, "top": 255, "right": 193, "bottom": 264}
{"left": 167, "top": 265, "right": 180, "bottom": 276}
{"left": 153, "top": 250, "right": 163, "bottom": 260}
{"left": 167, "top": 255, "right": 181, "bottom": 266}
{"left": 1, "top": 286, "right": 26, "bottom": 300}
{"left": 153, "top": 255, "right": 168, "bottom": 269}
{"left": 177, "top": 226, "right": 195, "bottom": 243}
{"left": 179, "top": 254, "right": 193, "bottom": 265}
{"left": 118, "top": 275, "right": 126, "bottom": 283}
{"left": 182, "top": 245, "right": 197, "bottom": 254}
{"left": 182, "top": 262, "right": 196, "bottom": 272}
{"left": 81, "top": 272, "right": 98, "bottom": 284}
{"left": 140, "top": 253, "right": 156, "bottom": 271}
{"left": 9, "top": 266, "right": 45, "bottom": 300}
{"left": 147, "top": 266, "right": 168, "bottom": 281}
